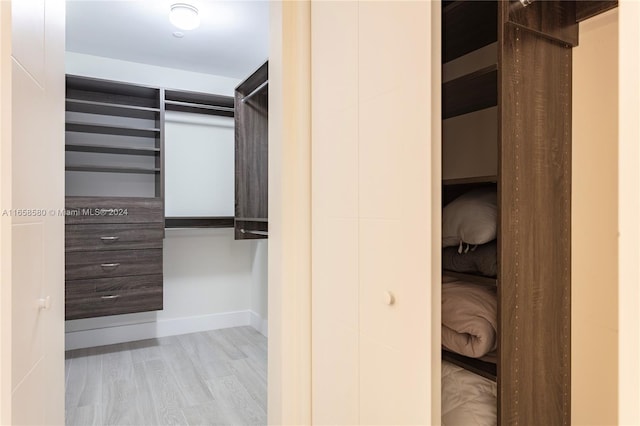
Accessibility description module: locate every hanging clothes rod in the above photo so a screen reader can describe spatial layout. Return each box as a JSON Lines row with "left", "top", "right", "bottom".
{"left": 240, "top": 229, "right": 269, "bottom": 237}
{"left": 241, "top": 80, "right": 269, "bottom": 103}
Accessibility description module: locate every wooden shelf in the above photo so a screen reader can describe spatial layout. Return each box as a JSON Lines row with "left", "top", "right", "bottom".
{"left": 66, "top": 165, "right": 160, "bottom": 174}
{"left": 66, "top": 143, "right": 160, "bottom": 156}
{"left": 443, "top": 65, "right": 497, "bottom": 119}
{"left": 443, "top": 270, "right": 497, "bottom": 287}
{"left": 66, "top": 121, "right": 161, "bottom": 138}
{"left": 164, "top": 100, "right": 234, "bottom": 117}
{"left": 443, "top": 0, "right": 498, "bottom": 63}
{"left": 66, "top": 99, "right": 159, "bottom": 119}
{"left": 442, "top": 175, "right": 497, "bottom": 186}
{"left": 442, "top": 350, "right": 496, "bottom": 382}
{"left": 165, "top": 217, "right": 234, "bottom": 229}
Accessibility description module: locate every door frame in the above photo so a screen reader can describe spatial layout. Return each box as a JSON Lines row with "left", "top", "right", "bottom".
{"left": 0, "top": 1, "right": 12, "bottom": 421}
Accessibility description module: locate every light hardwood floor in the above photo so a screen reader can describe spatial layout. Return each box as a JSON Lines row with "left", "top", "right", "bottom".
{"left": 65, "top": 326, "right": 267, "bottom": 426}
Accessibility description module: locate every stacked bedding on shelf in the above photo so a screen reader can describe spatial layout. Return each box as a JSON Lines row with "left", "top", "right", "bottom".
{"left": 442, "top": 187, "right": 498, "bottom": 359}
{"left": 442, "top": 360, "right": 497, "bottom": 426}
{"left": 442, "top": 280, "right": 497, "bottom": 358}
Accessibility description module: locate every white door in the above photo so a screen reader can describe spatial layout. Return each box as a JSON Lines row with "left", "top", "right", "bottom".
{"left": 0, "top": 0, "right": 65, "bottom": 424}
{"left": 311, "top": 1, "right": 440, "bottom": 424}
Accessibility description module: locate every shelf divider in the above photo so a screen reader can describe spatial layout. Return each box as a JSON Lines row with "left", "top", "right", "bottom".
{"left": 65, "top": 143, "right": 160, "bottom": 156}
{"left": 66, "top": 121, "right": 161, "bottom": 138}
{"left": 66, "top": 165, "right": 160, "bottom": 174}
{"left": 442, "top": 350, "right": 497, "bottom": 382}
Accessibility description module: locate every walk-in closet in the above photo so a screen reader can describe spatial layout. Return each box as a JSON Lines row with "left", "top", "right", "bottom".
{"left": 62, "top": 2, "right": 269, "bottom": 425}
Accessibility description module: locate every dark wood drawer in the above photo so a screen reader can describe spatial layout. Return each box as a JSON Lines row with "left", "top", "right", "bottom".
{"left": 65, "top": 196, "right": 163, "bottom": 225}
{"left": 66, "top": 224, "right": 164, "bottom": 252}
{"left": 65, "top": 249, "right": 162, "bottom": 280}
{"left": 65, "top": 274, "right": 163, "bottom": 320}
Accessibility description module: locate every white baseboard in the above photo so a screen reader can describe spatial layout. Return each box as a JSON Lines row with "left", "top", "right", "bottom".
{"left": 249, "top": 310, "right": 268, "bottom": 337}
{"left": 65, "top": 310, "right": 255, "bottom": 351}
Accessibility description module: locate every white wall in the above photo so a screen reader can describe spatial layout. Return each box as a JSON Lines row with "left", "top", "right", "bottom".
{"left": 618, "top": 1, "right": 640, "bottom": 423}
{"left": 66, "top": 51, "right": 239, "bottom": 96}
{"left": 63, "top": 54, "right": 268, "bottom": 350}
{"left": 572, "top": 9, "right": 618, "bottom": 425}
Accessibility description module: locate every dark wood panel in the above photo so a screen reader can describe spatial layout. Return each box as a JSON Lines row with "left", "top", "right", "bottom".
{"left": 498, "top": 23, "right": 571, "bottom": 426}
{"left": 66, "top": 99, "right": 159, "bottom": 119}
{"left": 65, "top": 143, "right": 160, "bottom": 156}
{"left": 164, "top": 100, "right": 234, "bottom": 117}
{"left": 443, "top": 1, "right": 498, "bottom": 63}
{"left": 65, "top": 249, "right": 162, "bottom": 281}
{"left": 164, "top": 217, "right": 234, "bottom": 229}
{"left": 164, "top": 90, "right": 234, "bottom": 109}
{"left": 65, "top": 223, "right": 164, "bottom": 252}
{"left": 66, "top": 121, "right": 160, "bottom": 138}
{"left": 65, "top": 197, "right": 163, "bottom": 225}
{"left": 575, "top": 0, "right": 617, "bottom": 22}
{"left": 442, "top": 350, "right": 497, "bottom": 382}
{"left": 65, "top": 274, "right": 163, "bottom": 320}
{"left": 443, "top": 65, "right": 497, "bottom": 119}
{"left": 235, "top": 62, "right": 268, "bottom": 240}
{"left": 507, "top": 0, "right": 579, "bottom": 47}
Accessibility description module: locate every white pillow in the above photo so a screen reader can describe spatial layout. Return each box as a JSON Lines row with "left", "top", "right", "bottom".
{"left": 442, "top": 187, "right": 497, "bottom": 248}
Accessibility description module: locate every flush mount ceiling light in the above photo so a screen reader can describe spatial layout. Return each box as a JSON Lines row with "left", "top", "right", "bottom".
{"left": 169, "top": 3, "right": 200, "bottom": 31}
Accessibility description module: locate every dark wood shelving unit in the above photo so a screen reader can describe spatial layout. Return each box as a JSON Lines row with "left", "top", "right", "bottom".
{"left": 65, "top": 143, "right": 160, "bottom": 156}
{"left": 443, "top": 64, "right": 497, "bottom": 119}
{"left": 442, "top": 350, "right": 496, "bottom": 382}
{"left": 440, "top": 1, "right": 581, "bottom": 424}
{"left": 234, "top": 61, "right": 268, "bottom": 240}
{"left": 443, "top": 270, "right": 497, "bottom": 287}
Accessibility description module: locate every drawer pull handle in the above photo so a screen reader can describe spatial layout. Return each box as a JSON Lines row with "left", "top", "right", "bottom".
{"left": 100, "top": 263, "right": 120, "bottom": 268}
{"left": 101, "top": 295, "right": 120, "bottom": 300}
{"left": 100, "top": 236, "right": 120, "bottom": 242}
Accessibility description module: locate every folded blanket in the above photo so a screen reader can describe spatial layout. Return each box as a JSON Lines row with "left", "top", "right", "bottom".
{"left": 442, "top": 281, "right": 497, "bottom": 358}
{"left": 442, "top": 240, "right": 497, "bottom": 278}
{"left": 442, "top": 360, "right": 497, "bottom": 426}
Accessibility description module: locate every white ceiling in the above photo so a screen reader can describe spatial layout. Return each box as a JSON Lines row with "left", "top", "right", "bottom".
{"left": 66, "top": 0, "right": 269, "bottom": 79}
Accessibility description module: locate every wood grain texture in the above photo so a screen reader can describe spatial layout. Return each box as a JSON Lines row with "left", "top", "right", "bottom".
{"left": 65, "top": 249, "right": 162, "bottom": 281}
{"left": 65, "top": 223, "right": 164, "bottom": 252}
{"left": 65, "top": 327, "right": 267, "bottom": 426}
{"left": 508, "top": 0, "right": 578, "bottom": 46}
{"left": 235, "top": 61, "right": 268, "bottom": 240}
{"left": 65, "top": 196, "right": 163, "bottom": 224}
{"left": 575, "top": 0, "right": 617, "bottom": 22}
{"left": 498, "top": 20, "right": 572, "bottom": 426}
{"left": 65, "top": 274, "right": 163, "bottom": 320}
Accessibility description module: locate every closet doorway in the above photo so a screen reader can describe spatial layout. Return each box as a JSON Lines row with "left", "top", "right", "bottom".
{"left": 63, "top": 2, "right": 269, "bottom": 425}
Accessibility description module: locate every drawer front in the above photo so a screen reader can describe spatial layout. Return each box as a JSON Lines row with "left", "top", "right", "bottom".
{"left": 65, "top": 196, "right": 163, "bottom": 225}
{"left": 65, "top": 274, "right": 163, "bottom": 320}
{"left": 66, "top": 224, "right": 164, "bottom": 252}
{"left": 65, "top": 249, "right": 162, "bottom": 280}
